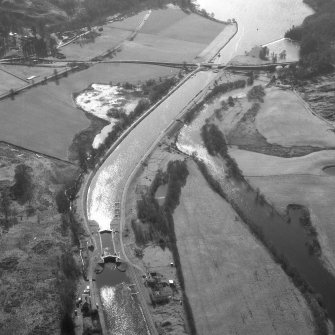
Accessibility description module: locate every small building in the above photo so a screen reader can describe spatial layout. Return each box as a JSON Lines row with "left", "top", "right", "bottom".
{"left": 168, "top": 280, "right": 175, "bottom": 287}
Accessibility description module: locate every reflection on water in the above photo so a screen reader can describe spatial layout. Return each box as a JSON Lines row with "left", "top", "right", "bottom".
{"left": 88, "top": 142, "right": 141, "bottom": 230}
{"left": 197, "top": 0, "right": 313, "bottom": 63}
{"left": 263, "top": 38, "right": 301, "bottom": 62}
{"left": 97, "top": 266, "right": 148, "bottom": 335}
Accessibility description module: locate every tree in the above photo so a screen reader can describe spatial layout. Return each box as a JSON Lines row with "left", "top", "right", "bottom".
{"left": 56, "top": 189, "right": 70, "bottom": 214}
{"left": 228, "top": 96, "right": 234, "bottom": 106}
{"left": 11, "top": 164, "right": 33, "bottom": 205}
{"left": 0, "top": 188, "right": 11, "bottom": 228}
{"left": 259, "top": 46, "right": 269, "bottom": 60}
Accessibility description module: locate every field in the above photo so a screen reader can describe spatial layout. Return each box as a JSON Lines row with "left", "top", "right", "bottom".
{"left": 0, "top": 68, "right": 25, "bottom": 94}
{"left": 0, "top": 65, "right": 68, "bottom": 93}
{"left": 59, "top": 12, "right": 148, "bottom": 60}
{"left": 173, "top": 160, "right": 314, "bottom": 335}
{"left": 207, "top": 83, "right": 335, "bottom": 272}
{"left": 0, "top": 63, "right": 177, "bottom": 160}
{"left": 113, "top": 33, "right": 207, "bottom": 63}
{"left": 59, "top": 28, "right": 129, "bottom": 61}
{"left": 0, "top": 6, "right": 230, "bottom": 161}
{"left": 113, "top": 7, "right": 230, "bottom": 63}
{"left": 255, "top": 88, "right": 335, "bottom": 148}
{"left": 125, "top": 138, "right": 316, "bottom": 335}
{"left": 230, "top": 148, "right": 335, "bottom": 273}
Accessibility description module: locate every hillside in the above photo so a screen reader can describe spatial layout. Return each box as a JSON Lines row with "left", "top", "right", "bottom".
{"left": 0, "top": 0, "right": 194, "bottom": 34}
{"left": 0, "top": 0, "right": 68, "bottom": 30}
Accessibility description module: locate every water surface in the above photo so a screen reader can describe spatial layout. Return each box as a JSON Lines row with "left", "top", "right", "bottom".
{"left": 197, "top": 0, "right": 313, "bottom": 63}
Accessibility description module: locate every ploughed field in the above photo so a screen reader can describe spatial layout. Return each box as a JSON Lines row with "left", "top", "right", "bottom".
{"left": 0, "top": 7, "right": 227, "bottom": 161}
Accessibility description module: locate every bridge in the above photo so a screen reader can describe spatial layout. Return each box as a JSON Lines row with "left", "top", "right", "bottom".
{"left": 0, "top": 57, "right": 298, "bottom": 72}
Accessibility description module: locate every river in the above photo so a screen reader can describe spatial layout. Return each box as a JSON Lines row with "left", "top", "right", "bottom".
{"left": 197, "top": 0, "right": 313, "bottom": 63}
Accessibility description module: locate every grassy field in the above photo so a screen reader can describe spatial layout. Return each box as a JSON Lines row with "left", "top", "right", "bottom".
{"left": 256, "top": 88, "right": 335, "bottom": 148}
{"left": 114, "top": 33, "right": 207, "bottom": 63}
{"left": 59, "top": 28, "right": 129, "bottom": 61}
{"left": 0, "top": 65, "right": 68, "bottom": 93}
{"left": 141, "top": 8, "right": 224, "bottom": 44}
{"left": 0, "top": 63, "right": 177, "bottom": 160}
{"left": 0, "top": 143, "right": 80, "bottom": 335}
{"left": 173, "top": 160, "right": 314, "bottom": 335}
{"left": 0, "top": 69, "right": 25, "bottom": 94}
{"left": 59, "top": 11, "right": 149, "bottom": 60}
{"left": 113, "top": 7, "right": 228, "bottom": 63}
{"left": 230, "top": 148, "right": 335, "bottom": 273}
{"left": 109, "top": 11, "right": 150, "bottom": 31}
